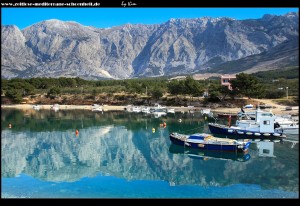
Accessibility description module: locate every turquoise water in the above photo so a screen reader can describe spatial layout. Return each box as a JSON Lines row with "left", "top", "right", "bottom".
{"left": 1, "top": 109, "right": 298, "bottom": 198}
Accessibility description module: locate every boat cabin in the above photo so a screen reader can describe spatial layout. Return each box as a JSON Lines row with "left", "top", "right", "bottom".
{"left": 236, "top": 110, "right": 276, "bottom": 133}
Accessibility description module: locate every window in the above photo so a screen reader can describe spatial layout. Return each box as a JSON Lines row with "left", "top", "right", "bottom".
{"left": 263, "top": 120, "right": 270, "bottom": 125}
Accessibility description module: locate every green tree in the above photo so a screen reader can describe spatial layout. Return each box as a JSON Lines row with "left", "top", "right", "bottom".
{"left": 230, "top": 73, "right": 265, "bottom": 99}
{"left": 151, "top": 87, "right": 163, "bottom": 100}
{"left": 92, "top": 89, "right": 98, "bottom": 100}
{"left": 47, "top": 87, "right": 61, "bottom": 99}
{"left": 184, "top": 76, "right": 203, "bottom": 104}
{"left": 6, "top": 89, "right": 23, "bottom": 103}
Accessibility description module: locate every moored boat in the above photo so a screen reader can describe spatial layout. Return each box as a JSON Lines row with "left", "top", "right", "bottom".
{"left": 50, "top": 104, "right": 59, "bottom": 111}
{"left": 91, "top": 104, "right": 103, "bottom": 112}
{"left": 208, "top": 109, "right": 287, "bottom": 139}
{"left": 169, "top": 132, "right": 251, "bottom": 153}
{"left": 32, "top": 104, "right": 40, "bottom": 110}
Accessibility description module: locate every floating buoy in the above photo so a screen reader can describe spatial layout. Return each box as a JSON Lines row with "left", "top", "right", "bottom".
{"left": 204, "top": 116, "right": 207, "bottom": 120}
{"left": 228, "top": 129, "right": 233, "bottom": 133}
{"left": 237, "top": 131, "right": 244, "bottom": 134}
{"left": 178, "top": 119, "right": 182, "bottom": 123}
{"left": 246, "top": 132, "right": 253, "bottom": 135}
{"left": 163, "top": 122, "right": 167, "bottom": 127}
{"left": 152, "top": 128, "right": 155, "bottom": 133}
{"left": 75, "top": 129, "right": 79, "bottom": 136}
{"left": 273, "top": 133, "right": 280, "bottom": 137}
{"left": 263, "top": 139, "right": 270, "bottom": 142}
{"left": 263, "top": 133, "right": 270, "bottom": 136}
{"left": 254, "top": 133, "right": 261, "bottom": 136}
{"left": 8, "top": 123, "right": 12, "bottom": 128}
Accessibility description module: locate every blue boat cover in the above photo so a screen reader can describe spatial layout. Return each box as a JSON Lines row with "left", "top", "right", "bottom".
{"left": 188, "top": 133, "right": 211, "bottom": 140}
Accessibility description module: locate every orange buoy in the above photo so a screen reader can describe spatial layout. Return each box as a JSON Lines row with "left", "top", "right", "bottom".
{"left": 75, "top": 129, "right": 79, "bottom": 136}
{"left": 163, "top": 122, "right": 166, "bottom": 127}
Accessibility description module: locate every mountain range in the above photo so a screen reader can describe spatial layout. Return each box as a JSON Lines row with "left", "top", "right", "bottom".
{"left": 1, "top": 12, "right": 298, "bottom": 80}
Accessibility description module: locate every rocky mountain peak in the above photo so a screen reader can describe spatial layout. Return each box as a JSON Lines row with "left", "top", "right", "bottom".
{"left": 1, "top": 12, "right": 298, "bottom": 80}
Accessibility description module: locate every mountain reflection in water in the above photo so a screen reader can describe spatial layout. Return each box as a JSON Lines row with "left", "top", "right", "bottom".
{"left": 1, "top": 109, "right": 298, "bottom": 197}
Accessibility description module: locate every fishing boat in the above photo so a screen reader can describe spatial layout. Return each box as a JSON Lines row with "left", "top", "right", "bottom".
{"left": 208, "top": 109, "right": 286, "bottom": 139}
{"left": 169, "top": 132, "right": 251, "bottom": 153}
{"left": 169, "top": 144, "right": 251, "bottom": 162}
{"left": 238, "top": 108, "right": 298, "bottom": 135}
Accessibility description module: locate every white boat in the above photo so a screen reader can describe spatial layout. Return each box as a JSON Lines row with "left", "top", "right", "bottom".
{"left": 150, "top": 103, "right": 166, "bottom": 112}
{"left": 244, "top": 104, "right": 253, "bottom": 109}
{"left": 132, "top": 106, "right": 142, "bottom": 113}
{"left": 200, "top": 108, "right": 211, "bottom": 115}
{"left": 51, "top": 104, "right": 59, "bottom": 111}
{"left": 167, "top": 108, "right": 175, "bottom": 113}
{"left": 200, "top": 108, "right": 213, "bottom": 117}
{"left": 124, "top": 105, "right": 141, "bottom": 112}
{"left": 32, "top": 105, "right": 40, "bottom": 110}
{"left": 125, "top": 105, "right": 132, "bottom": 111}
{"left": 238, "top": 109, "right": 298, "bottom": 134}
{"left": 280, "top": 123, "right": 299, "bottom": 135}
{"left": 208, "top": 109, "right": 286, "bottom": 139}
{"left": 91, "top": 104, "right": 103, "bottom": 112}
{"left": 141, "top": 107, "right": 151, "bottom": 113}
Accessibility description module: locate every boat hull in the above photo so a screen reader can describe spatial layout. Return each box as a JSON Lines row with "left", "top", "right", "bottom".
{"left": 208, "top": 123, "right": 286, "bottom": 139}
{"left": 282, "top": 127, "right": 299, "bottom": 135}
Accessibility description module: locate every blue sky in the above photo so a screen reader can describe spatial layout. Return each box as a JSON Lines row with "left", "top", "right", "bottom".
{"left": 2, "top": 8, "right": 298, "bottom": 29}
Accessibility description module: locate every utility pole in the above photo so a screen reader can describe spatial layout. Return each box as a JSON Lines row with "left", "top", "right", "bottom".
{"left": 286, "top": 87, "right": 288, "bottom": 99}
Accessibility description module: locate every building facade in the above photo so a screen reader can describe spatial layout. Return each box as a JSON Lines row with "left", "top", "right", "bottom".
{"left": 220, "top": 74, "right": 236, "bottom": 90}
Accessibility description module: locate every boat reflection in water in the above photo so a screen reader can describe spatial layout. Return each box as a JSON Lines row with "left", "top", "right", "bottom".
{"left": 169, "top": 144, "right": 251, "bottom": 162}
{"left": 251, "top": 141, "right": 276, "bottom": 157}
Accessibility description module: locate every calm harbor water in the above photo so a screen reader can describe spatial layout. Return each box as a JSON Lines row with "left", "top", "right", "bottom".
{"left": 1, "top": 108, "right": 298, "bottom": 198}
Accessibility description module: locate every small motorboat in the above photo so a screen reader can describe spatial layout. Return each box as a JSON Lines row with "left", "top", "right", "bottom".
{"left": 169, "top": 132, "right": 251, "bottom": 153}
{"left": 244, "top": 104, "right": 253, "bottom": 109}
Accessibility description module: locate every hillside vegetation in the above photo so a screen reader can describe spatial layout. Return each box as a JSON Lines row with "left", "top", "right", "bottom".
{"left": 1, "top": 67, "right": 298, "bottom": 107}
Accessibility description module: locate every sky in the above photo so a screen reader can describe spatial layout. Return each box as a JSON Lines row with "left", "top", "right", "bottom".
{"left": 1, "top": 8, "right": 299, "bottom": 29}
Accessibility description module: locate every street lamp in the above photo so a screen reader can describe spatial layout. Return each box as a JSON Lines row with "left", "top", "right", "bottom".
{"left": 286, "top": 87, "right": 288, "bottom": 99}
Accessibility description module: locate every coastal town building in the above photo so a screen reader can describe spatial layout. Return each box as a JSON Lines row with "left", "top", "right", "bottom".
{"left": 220, "top": 74, "right": 236, "bottom": 90}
